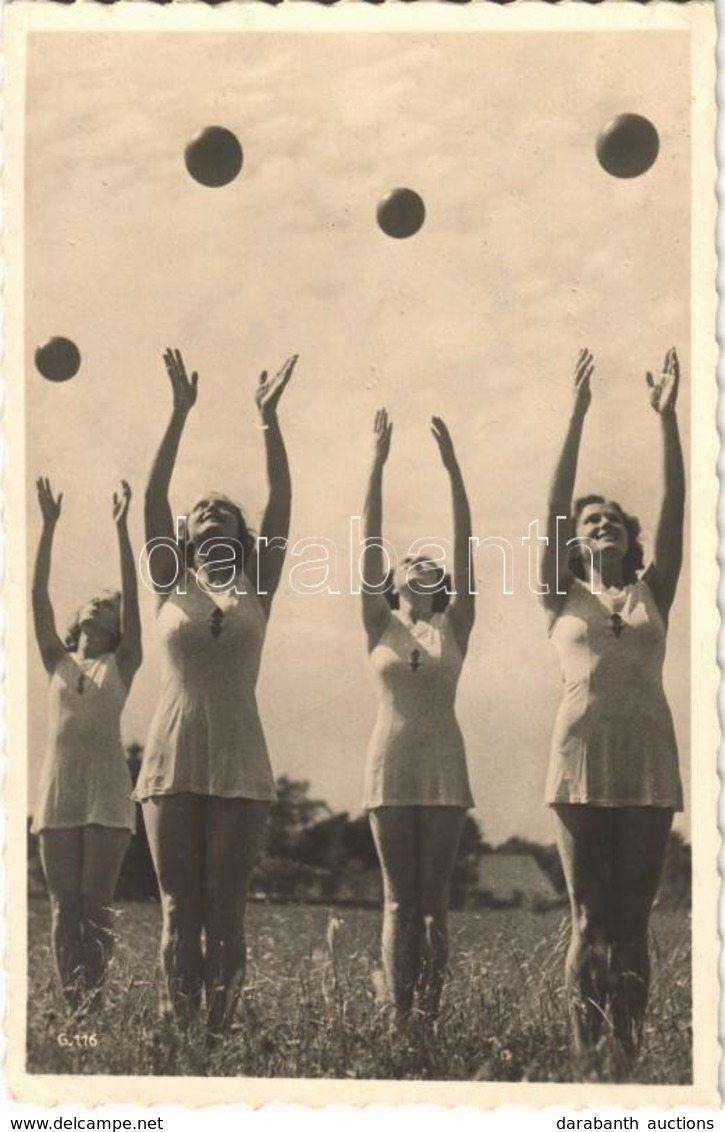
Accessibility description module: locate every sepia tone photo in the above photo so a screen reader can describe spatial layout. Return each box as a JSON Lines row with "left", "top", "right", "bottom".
{"left": 3, "top": 0, "right": 719, "bottom": 1108}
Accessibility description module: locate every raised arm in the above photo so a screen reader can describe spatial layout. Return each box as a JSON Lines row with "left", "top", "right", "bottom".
{"left": 541, "top": 348, "right": 594, "bottom": 616}
{"left": 431, "top": 417, "right": 474, "bottom": 654}
{"left": 253, "top": 355, "right": 297, "bottom": 616}
{"left": 32, "top": 478, "right": 66, "bottom": 674}
{"left": 144, "top": 348, "right": 197, "bottom": 592}
{"left": 361, "top": 409, "right": 393, "bottom": 650}
{"left": 645, "top": 347, "right": 685, "bottom": 624}
{"left": 112, "top": 481, "right": 142, "bottom": 688}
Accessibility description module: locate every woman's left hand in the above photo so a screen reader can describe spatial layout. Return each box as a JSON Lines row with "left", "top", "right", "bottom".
{"left": 431, "top": 416, "right": 457, "bottom": 470}
{"left": 647, "top": 347, "right": 680, "bottom": 415}
{"left": 255, "top": 355, "right": 298, "bottom": 424}
{"left": 113, "top": 480, "right": 132, "bottom": 526}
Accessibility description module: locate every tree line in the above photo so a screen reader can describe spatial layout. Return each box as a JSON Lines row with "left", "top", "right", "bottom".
{"left": 27, "top": 745, "right": 691, "bottom": 910}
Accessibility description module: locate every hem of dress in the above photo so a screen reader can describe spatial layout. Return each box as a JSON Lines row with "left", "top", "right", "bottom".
{"left": 363, "top": 799, "right": 473, "bottom": 810}
{"left": 31, "top": 819, "right": 136, "bottom": 835}
{"left": 133, "top": 786, "right": 276, "bottom": 803}
{"left": 545, "top": 796, "right": 683, "bottom": 812}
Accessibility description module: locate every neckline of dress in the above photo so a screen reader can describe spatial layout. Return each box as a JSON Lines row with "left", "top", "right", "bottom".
{"left": 589, "top": 583, "right": 633, "bottom": 614}
{"left": 395, "top": 612, "right": 437, "bottom": 635}
{"left": 73, "top": 652, "right": 106, "bottom": 666}
{"left": 190, "top": 569, "right": 248, "bottom": 598}
{"left": 578, "top": 576, "right": 633, "bottom": 599}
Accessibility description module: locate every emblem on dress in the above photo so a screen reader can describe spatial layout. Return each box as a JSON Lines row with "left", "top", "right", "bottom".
{"left": 409, "top": 648, "right": 421, "bottom": 672}
{"left": 610, "top": 613, "right": 625, "bottom": 638}
{"left": 209, "top": 607, "right": 225, "bottom": 639}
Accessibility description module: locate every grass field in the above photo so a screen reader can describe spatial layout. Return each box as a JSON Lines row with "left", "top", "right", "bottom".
{"left": 26, "top": 899, "right": 691, "bottom": 1082}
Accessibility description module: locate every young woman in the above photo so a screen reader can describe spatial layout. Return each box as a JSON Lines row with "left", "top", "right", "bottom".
{"left": 135, "top": 347, "right": 296, "bottom": 1032}
{"left": 32, "top": 478, "right": 141, "bottom": 1010}
{"left": 361, "top": 409, "right": 475, "bottom": 1023}
{"left": 540, "top": 347, "right": 685, "bottom": 1064}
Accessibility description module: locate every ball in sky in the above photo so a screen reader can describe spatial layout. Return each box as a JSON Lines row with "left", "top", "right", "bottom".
{"left": 377, "top": 188, "right": 426, "bottom": 239}
{"left": 596, "top": 114, "right": 659, "bottom": 179}
{"left": 34, "top": 337, "right": 81, "bottom": 383}
{"left": 184, "top": 126, "right": 244, "bottom": 188}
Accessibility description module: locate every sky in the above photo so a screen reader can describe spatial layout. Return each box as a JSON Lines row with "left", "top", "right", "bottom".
{"left": 24, "top": 27, "right": 691, "bottom": 844}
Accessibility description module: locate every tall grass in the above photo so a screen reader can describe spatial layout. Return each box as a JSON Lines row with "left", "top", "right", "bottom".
{"left": 26, "top": 902, "right": 691, "bottom": 1083}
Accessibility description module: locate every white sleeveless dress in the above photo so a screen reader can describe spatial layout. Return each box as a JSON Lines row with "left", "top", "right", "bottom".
{"left": 32, "top": 652, "right": 135, "bottom": 834}
{"left": 545, "top": 575, "right": 683, "bottom": 809}
{"left": 133, "top": 571, "right": 276, "bottom": 802}
{"left": 363, "top": 610, "right": 474, "bottom": 809}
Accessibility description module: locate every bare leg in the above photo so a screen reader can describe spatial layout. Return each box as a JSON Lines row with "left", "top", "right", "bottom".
{"left": 551, "top": 804, "right": 615, "bottom": 1053}
{"left": 81, "top": 825, "right": 131, "bottom": 1001}
{"left": 143, "top": 794, "right": 204, "bottom": 1026}
{"left": 203, "top": 797, "right": 269, "bottom": 1033}
{"left": 369, "top": 807, "right": 420, "bottom": 1020}
{"left": 39, "top": 829, "right": 84, "bottom": 1009}
{"left": 610, "top": 807, "right": 673, "bottom": 1061}
{"left": 417, "top": 806, "right": 466, "bottom": 1018}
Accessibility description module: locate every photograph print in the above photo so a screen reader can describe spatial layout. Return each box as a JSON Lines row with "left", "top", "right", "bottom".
{"left": 5, "top": 0, "right": 719, "bottom": 1107}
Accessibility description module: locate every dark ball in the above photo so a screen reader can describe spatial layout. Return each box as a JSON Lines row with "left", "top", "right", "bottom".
{"left": 184, "top": 126, "right": 244, "bottom": 188}
{"left": 35, "top": 337, "right": 81, "bottom": 383}
{"left": 596, "top": 114, "right": 660, "bottom": 179}
{"left": 377, "top": 188, "right": 426, "bottom": 239}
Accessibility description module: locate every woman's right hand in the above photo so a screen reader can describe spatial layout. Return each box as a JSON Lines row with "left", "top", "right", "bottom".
{"left": 164, "top": 348, "right": 198, "bottom": 416}
{"left": 646, "top": 346, "right": 680, "bottom": 416}
{"left": 572, "top": 347, "right": 594, "bottom": 413}
{"left": 372, "top": 408, "right": 393, "bottom": 467}
{"left": 36, "top": 477, "right": 62, "bottom": 528}
{"left": 113, "top": 480, "right": 132, "bottom": 527}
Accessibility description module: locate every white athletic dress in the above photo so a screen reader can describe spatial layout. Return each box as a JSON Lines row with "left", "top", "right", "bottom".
{"left": 133, "top": 571, "right": 276, "bottom": 803}
{"left": 32, "top": 652, "right": 135, "bottom": 834}
{"left": 363, "top": 610, "right": 474, "bottom": 809}
{"left": 545, "top": 574, "right": 683, "bottom": 809}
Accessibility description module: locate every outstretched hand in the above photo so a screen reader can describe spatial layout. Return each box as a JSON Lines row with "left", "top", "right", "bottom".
{"left": 372, "top": 408, "right": 393, "bottom": 466}
{"left": 431, "top": 416, "right": 458, "bottom": 471}
{"left": 573, "top": 348, "right": 594, "bottom": 413}
{"left": 164, "top": 348, "right": 198, "bottom": 415}
{"left": 647, "top": 347, "right": 680, "bottom": 416}
{"left": 36, "top": 477, "right": 62, "bottom": 527}
{"left": 255, "top": 355, "right": 298, "bottom": 423}
{"left": 113, "top": 480, "right": 132, "bottom": 526}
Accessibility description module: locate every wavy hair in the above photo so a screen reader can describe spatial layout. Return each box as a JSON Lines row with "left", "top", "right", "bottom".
{"left": 180, "top": 496, "right": 256, "bottom": 574}
{"left": 64, "top": 590, "right": 122, "bottom": 653}
{"left": 570, "top": 495, "right": 645, "bottom": 585}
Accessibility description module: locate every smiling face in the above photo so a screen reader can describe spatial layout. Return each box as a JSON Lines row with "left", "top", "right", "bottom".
{"left": 186, "top": 493, "right": 243, "bottom": 546}
{"left": 574, "top": 499, "right": 629, "bottom": 562}
{"left": 394, "top": 556, "right": 445, "bottom": 610}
